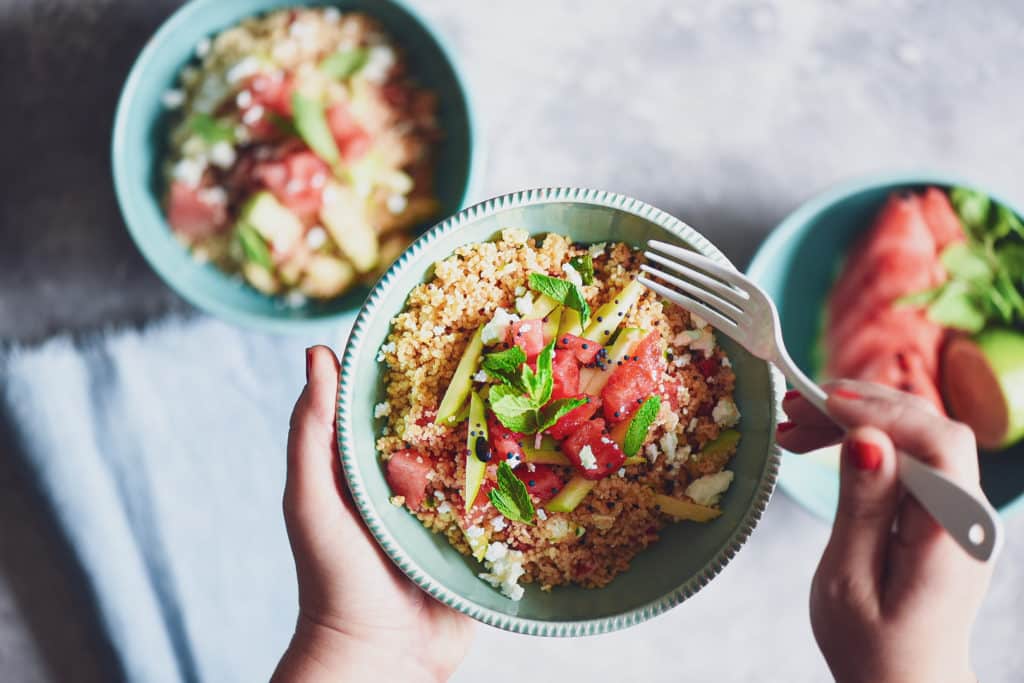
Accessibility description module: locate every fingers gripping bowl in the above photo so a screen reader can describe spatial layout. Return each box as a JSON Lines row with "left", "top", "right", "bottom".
{"left": 338, "top": 188, "right": 782, "bottom": 634}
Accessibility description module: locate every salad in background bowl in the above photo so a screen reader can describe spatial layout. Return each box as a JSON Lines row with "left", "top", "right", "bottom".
{"left": 113, "top": 0, "right": 479, "bottom": 331}
{"left": 749, "top": 172, "right": 1024, "bottom": 519}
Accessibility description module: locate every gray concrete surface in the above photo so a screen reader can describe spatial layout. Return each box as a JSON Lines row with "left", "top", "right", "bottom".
{"left": 2, "top": 0, "right": 1023, "bottom": 681}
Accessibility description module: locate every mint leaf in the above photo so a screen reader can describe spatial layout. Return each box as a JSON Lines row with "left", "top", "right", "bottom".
{"left": 522, "top": 341, "right": 555, "bottom": 406}
{"left": 569, "top": 254, "right": 595, "bottom": 285}
{"left": 488, "top": 385, "right": 538, "bottom": 433}
{"left": 188, "top": 113, "right": 235, "bottom": 144}
{"left": 537, "top": 397, "right": 588, "bottom": 433}
{"left": 481, "top": 347, "right": 527, "bottom": 389}
{"left": 940, "top": 243, "right": 993, "bottom": 283}
{"left": 236, "top": 222, "right": 272, "bottom": 268}
{"left": 528, "top": 273, "right": 591, "bottom": 328}
{"left": 997, "top": 243, "right": 1024, "bottom": 278}
{"left": 319, "top": 48, "right": 369, "bottom": 80}
{"left": 623, "top": 396, "right": 661, "bottom": 456}
{"left": 992, "top": 204, "right": 1024, "bottom": 241}
{"left": 927, "top": 281, "right": 987, "bottom": 332}
{"left": 950, "top": 186, "right": 991, "bottom": 237}
{"left": 488, "top": 461, "right": 535, "bottom": 524}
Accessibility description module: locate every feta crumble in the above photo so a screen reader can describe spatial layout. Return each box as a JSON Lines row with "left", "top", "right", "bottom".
{"left": 226, "top": 56, "right": 262, "bottom": 84}
{"left": 472, "top": 370, "right": 488, "bottom": 383}
{"left": 481, "top": 307, "right": 520, "bottom": 346}
{"left": 306, "top": 226, "right": 327, "bottom": 250}
{"left": 712, "top": 397, "right": 741, "bottom": 427}
{"left": 436, "top": 502, "right": 452, "bottom": 515}
{"left": 587, "top": 242, "right": 607, "bottom": 259}
{"left": 515, "top": 293, "right": 534, "bottom": 316}
{"left": 562, "top": 262, "right": 583, "bottom": 286}
{"left": 386, "top": 193, "right": 407, "bottom": 214}
{"left": 465, "top": 525, "right": 485, "bottom": 539}
{"left": 687, "top": 417, "right": 698, "bottom": 433}
{"left": 479, "top": 542, "right": 526, "bottom": 601}
{"left": 361, "top": 45, "right": 397, "bottom": 83}
{"left": 235, "top": 89, "right": 253, "bottom": 109}
{"left": 208, "top": 141, "right": 236, "bottom": 169}
{"left": 376, "top": 341, "right": 396, "bottom": 362}
{"left": 284, "top": 291, "right": 307, "bottom": 309}
{"left": 434, "top": 490, "right": 445, "bottom": 501}
{"left": 242, "top": 104, "right": 265, "bottom": 126}
{"left": 578, "top": 445, "right": 598, "bottom": 470}
{"left": 536, "top": 508, "right": 548, "bottom": 521}
{"left": 172, "top": 157, "right": 207, "bottom": 188}
{"left": 659, "top": 432, "right": 678, "bottom": 462}
{"left": 432, "top": 325, "right": 446, "bottom": 337}
{"left": 645, "top": 443, "right": 660, "bottom": 463}
{"left": 490, "top": 515, "right": 507, "bottom": 531}
{"left": 685, "top": 471, "right": 735, "bottom": 506}
{"left": 617, "top": 467, "right": 626, "bottom": 477}
{"left": 161, "top": 89, "right": 185, "bottom": 109}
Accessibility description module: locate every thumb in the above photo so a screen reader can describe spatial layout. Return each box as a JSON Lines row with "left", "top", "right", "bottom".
{"left": 817, "top": 426, "right": 901, "bottom": 605}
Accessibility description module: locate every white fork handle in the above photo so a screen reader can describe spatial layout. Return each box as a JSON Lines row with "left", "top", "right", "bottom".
{"left": 773, "top": 349, "right": 1002, "bottom": 563}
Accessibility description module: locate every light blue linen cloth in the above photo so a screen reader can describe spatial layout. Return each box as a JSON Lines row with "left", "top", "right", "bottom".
{"left": 1, "top": 315, "right": 353, "bottom": 683}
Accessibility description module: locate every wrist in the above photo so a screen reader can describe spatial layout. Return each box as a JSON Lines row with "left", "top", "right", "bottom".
{"left": 272, "top": 615, "right": 440, "bottom": 683}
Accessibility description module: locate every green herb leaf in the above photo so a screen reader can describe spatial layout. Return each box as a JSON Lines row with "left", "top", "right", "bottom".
{"left": 188, "top": 113, "right": 235, "bottom": 145}
{"left": 267, "top": 112, "right": 298, "bottom": 137}
{"left": 291, "top": 92, "right": 341, "bottom": 167}
{"left": 950, "top": 186, "right": 991, "bottom": 237}
{"left": 481, "top": 347, "right": 527, "bottom": 389}
{"left": 940, "top": 242, "right": 994, "bottom": 284}
{"left": 537, "top": 397, "right": 588, "bottom": 433}
{"left": 623, "top": 396, "right": 661, "bottom": 456}
{"left": 528, "top": 273, "right": 591, "bottom": 328}
{"left": 992, "top": 204, "right": 1024, "bottom": 241}
{"left": 895, "top": 285, "right": 944, "bottom": 309}
{"left": 926, "top": 280, "right": 987, "bottom": 332}
{"left": 569, "top": 254, "right": 595, "bottom": 285}
{"left": 319, "top": 48, "right": 369, "bottom": 80}
{"left": 488, "top": 461, "right": 535, "bottom": 524}
{"left": 236, "top": 222, "right": 272, "bottom": 269}
{"left": 997, "top": 243, "right": 1024, "bottom": 279}
{"left": 521, "top": 340, "right": 555, "bottom": 406}
{"left": 486, "top": 341, "right": 559, "bottom": 433}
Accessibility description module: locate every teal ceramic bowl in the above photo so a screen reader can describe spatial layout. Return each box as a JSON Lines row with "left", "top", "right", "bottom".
{"left": 338, "top": 187, "right": 782, "bottom": 635}
{"left": 747, "top": 171, "right": 1024, "bottom": 521}
{"left": 112, "top": 0, "right": 481, "bottom": 332}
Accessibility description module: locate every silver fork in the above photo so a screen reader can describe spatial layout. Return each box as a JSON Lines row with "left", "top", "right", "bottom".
{"left": 639, "top": 239, "right": 1002, "bottom": 563}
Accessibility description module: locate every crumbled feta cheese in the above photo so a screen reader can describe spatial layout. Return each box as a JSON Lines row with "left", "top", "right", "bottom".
{"left": 588, "top": 242, "right": 607, "bottom": 259}
{"left": 425, "top": 471, "right": 436, "bottom": 481}
{"left": 235, "top": 89, "right": 253, "bottom": 109}
{"left": 242, "top": 104, "right": 265, "bottom": 126}
{"left": 712, "top": 397, "right": 741, "bottom": 427}
{"left": 659, "top": 432, "right": 678, "bottom": 462}
{"left": 721, "top": 356, "right": 732, "bottom": 368}
{"left": 361, "top": 45, "right": 396, "bottom": 82}
{"left": 472, "top": 370, "right": 488, "bottom": 383}
{"left": 562, "top": 262, "right": 583, "bottom": 286}
{"left": 507, "top": 453, "right": 522, "bottom": 469}
{"left": 284, "top": 291, "right": 307, "bottom": 309}
{"left": 172, "top": 157, "right": 207, "bottom": 187}
{"left": 376, "top": 341, "right": 396, "bottom": 362}
{"left": 514, "top": 285, "right": 526, "bottom": 297}
{"left": 691, "top": 329, "right": 716, "bottom": 355}
{"left": 432, "top": 325, "right": 446, "bottom": 337}
{"left": 544, "top": 516, "right": 571, "bottom": 540}
{"left": 685, "top": 471, "right": 735, "bottom": 506}
{"left": 617, "top": 467, "right": 626, "bottom": 477}
{"left": 272, "top": 39, "right": 298, "bottom": 63}
{"left": 434, "top": 490, "right": 445, "bottom": 501}
{"left": 386, "top": 193, "right": 408, "bottom": 214}
{"left": 675, "top": 444, "right": 692, "bottom": 464}
{"left": 578, "top": 445, "right": 598, "bottom": 470}
{"left": 197, "top": 186, "right": 227, "bottom": 206}
{"left": 208, "top": 141, "right": 236, "bottom": 169}
{"left": 465, "top": 525, "right": 485, "bottom": 539}
{"left": 195, "top": 37, "right": 211, "bottom": 58}
{"left": 324, "top": 6, "right": 341, "bottom": 22}
{"left": 524, "top": 461, "right": 535, "bottom": 472}
{"left": 490, "top": 515, "right": 507, "bottom": 531}
{"left": 690, "top": 313, "right": 709, "bottom": 329}
{"left": 289, "top": 18, "right": 316, "bottom": 39}
{"left": 161, "top": 89, "right": 185, "bottom": 109}
{"left": 306, "top": 226, "right": 327, "bottom": 250}
{"left": 645, "top": 443, "right": 659, "bottom": 463}
{"left": 481, "top": 308, "right": 520, "bottom": 345}
{"left": 672, "top": 353, "right": 692, "bottom": 367}
{"left": 191, "top": 247, "right": 210, "bottom": 264}
{"left": 515, "top": 293, "right": 534, "bottom": 316}
{"left": 687, "top": 418, "right": 698, "bottom": 433}
{"left": 518, "top": 323, "right": 532, "bottom": 334}
{"left": 478, "top": 542, "right": 526, "bottom": 601}
{"left": 536, "top": 508, "right": 548, "bottom": 521}
{"left": 372, "top": 402, "right": 390, "bottom": 419}
{"left": 436, "top": 502, "right": 452, "bottom": 515}
{"left": 226, "top": 56, "right": 262, "bottom": 84}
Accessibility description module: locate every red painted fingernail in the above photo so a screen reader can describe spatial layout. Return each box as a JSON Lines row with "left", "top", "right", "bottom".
{"left": 305, "top": 347, "right": 313, "bottom": 382}
{"left": 784, "top": 389, "right": 801, "bottom": 401}
{"left": 777, "top": 420, "right": 797, "bottom": 433}
{"left": 833, "top": 388, "right": 862, "bottom": 400}
{"left": 850, "top": 440, "right": 882, "bottom": 471}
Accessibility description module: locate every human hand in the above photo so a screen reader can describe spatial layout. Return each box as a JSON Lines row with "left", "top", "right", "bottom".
{"left": 273, "top": 346, "right": 473, "bottom": 683}
{"left": 777, "top": 381, "right": 993, "bottom": 683}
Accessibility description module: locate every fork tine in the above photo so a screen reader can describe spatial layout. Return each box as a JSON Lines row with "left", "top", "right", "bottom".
{"left": 643, "top": 251, "right": 748, "bottom": 308}
{"left": 646, "top": 240, "right": 748, "bottom": 292}
{"left": 638, "top": 273, "right": 739, "bottom": 334}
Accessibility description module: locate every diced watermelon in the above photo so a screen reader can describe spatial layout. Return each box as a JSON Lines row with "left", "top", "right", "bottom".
{"left": 385, "top": 449, "right": 434, "bottom": 510}
{"left": 326, "top": 103, "right": 372, "bottom": 161}
{"left": 253, "top": 150, "right": 329, "bottom": 222}
{"left": 551, "top": 350, "right": 580, "bottom": 400}
{"left": 248, "top": 73, "right": 295, "bottom": 117}
{"left": 601, "top": 331, "right": 663, "bottom": 423}
{"left": 515, "top": 464, "right": 564, "bottom": 502}
{"left": 166, "top": 181, "right": 228, "bottom": 240}
{"left": 547, "top": 395, "right": 601, "bottom": 440}
{"left": 921, "top": 187, "right": 966, "bottom": 252}
{"left": 556, "top": 334, "right": 603, "bottom": 364}
{"left": 507, "top": 319, "right": 545, "bottom": 359}
{"left": 487, "top": 413, "right": 526, "bottom": 462}
{"left": 561, "top": 418, "right": 625, "bottom": 480}
{"left": 826, "top": 307, "right": 943, "bottom": 380}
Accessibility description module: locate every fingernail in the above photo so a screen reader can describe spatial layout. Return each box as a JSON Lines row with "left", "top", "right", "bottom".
{"left": 850, "top": 440, "right": 882, "bottom": 471}
{"left": 833, "top": 388, "right": 861, "bottom": 400}
{"left": 305, "top": 347, "right": 313, "bottom": 382}
{"left": 777, "top": 420, "right": 797, "bottom": 433}
{"left": 784, "top": 389, "right": 801, "bottom": 401}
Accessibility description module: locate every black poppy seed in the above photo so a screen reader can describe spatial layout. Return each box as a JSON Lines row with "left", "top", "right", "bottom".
{"left": 636, "top": 398, "right": 643, "bottom": 404}
{"left": 597, "top": 316, "right": 604, "bottom": 322}
{"left": 617, "top": 311, "right": 623, "bottom": 317}
{"left": 582, "top": 343, "right": 589, "bottom": 349}
{"left": 606, "top": 501, "right": 615, "bottom": 509}
{"left": 614, "top": 411, "right": 621, "bottom": 418}
{"left": 528, "top": 480, "right": 536, "bottom": 487}
{"left": 551, "top": 486, "right": 559, "bottom": 494}
{"left": 605, "top": 463, "right": 612, "bottom": 469}
{"left": 604, "top": 330, "right": 610, "bottom": 336}
{"left": 561, "top": 337, "right": 569, "bottom": 345}
{"left": 633, "top": 355, "right": 640, "bottom": 361}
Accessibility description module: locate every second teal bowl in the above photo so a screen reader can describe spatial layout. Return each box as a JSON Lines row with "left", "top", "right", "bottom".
{"left": 747, "top": 171, "right": 1024, "bottom": 520}
{"left": 112, "top": 0, "right": 481, "bottom": 332}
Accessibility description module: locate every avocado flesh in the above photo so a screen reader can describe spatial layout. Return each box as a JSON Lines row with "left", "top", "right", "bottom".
{"left": 464, "top": 391, "right": 489, "bottom": 514}
{"left": 436, "top": 326, "right": 484, "bottom": 425}
{"left": 545, "top": 475, "right": 596, "bottom": 513}
{"left": 582, "top": 278, "right": 645, "bottom": 343}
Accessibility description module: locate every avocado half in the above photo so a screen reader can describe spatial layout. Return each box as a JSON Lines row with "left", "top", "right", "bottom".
{"left": 942, "top": 329, "right": 1024, "bottom": 450}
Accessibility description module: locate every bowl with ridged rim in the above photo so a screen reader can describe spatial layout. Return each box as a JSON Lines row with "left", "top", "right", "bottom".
{"left": 337, "top": 187, "right": 782, "bottom": 635}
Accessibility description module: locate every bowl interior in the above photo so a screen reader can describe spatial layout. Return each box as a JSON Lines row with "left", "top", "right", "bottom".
{"left": 339, "top": 191, "right": 780, "bottom": 631}
{"left": 748, "top": 176, "right": 1024, "bottom": 518}
{"left": 112, "top": 0, "right": 476, "bottom": 331}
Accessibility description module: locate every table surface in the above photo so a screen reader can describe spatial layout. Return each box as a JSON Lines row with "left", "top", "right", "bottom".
{"left": 3, "top": 1, "right": 1023, "bottom": 681}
